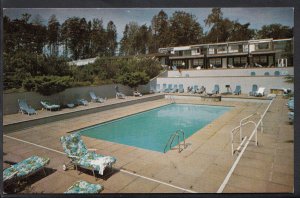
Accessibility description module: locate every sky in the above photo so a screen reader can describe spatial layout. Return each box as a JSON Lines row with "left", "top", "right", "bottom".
{"left": 3, "top": 8, "right": 294, "bottom": 42}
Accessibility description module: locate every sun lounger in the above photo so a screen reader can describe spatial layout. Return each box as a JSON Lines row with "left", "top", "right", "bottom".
{"left": 249, "top": 84, "right": 258, "bottom": 96}
{"left": 255, "top": 87, "right": 265, "bottom": 97}
{"left": 288, "top": 112, "right": 294, "bottom": 123}
{"left": 211, "top": 84, "right": 220, "bottom": 94}
{"left": 193, "top": 85, "right": 199, "bottom": 94}
{"left": 89, "top": 92, "right": 105, "bottom": 103}
{"left": 75, "top": 99, "right": 88, "bottom": 106}
{"left": 233, "top": 85, "right": 241, "bottom": 95}
{"left": 18, "top": 99, "right": 37, "bottom": 115}
{"left": 116, "top": 92, "right": 126, "bottom": 99}
{"left": 60, "top": 133, "right": 116, "bottom": 179}
{"left": 3, "top": 156, "right": 50, "bottom": 189}
{"left": 41, "top": 101, "right": 60, "bottom": 111}
{"left": 65, "top": 180, "right": 103, "bottom": 194}
{"left": 198, "top": 86, "right": 206, "bottom": 94}
{"left": 133, "top": 91, "right": 143, "bottom": 97}
{"left": 178, "top": 84, "right": 184, "bottom": 93}
{"left": 171, "top": 84, "right": 178, "bottom": 93}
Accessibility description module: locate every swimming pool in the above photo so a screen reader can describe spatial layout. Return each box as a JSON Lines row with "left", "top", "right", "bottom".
{"left": 80, "top": 104, "right": 231, "bottom": 153}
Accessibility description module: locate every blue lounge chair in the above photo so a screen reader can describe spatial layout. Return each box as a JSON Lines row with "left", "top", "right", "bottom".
{"left": 3, "top": 156, "right": 50, "bottom": 188}
{"left": 41, "top": 101, "right": 60, "bottom": 111}
{"left": 162, "top": 84, "right": 167, "bottom": 92}
{"left": 198, "top": 86, "right": 206, "bottom": 94}
{"left": 249, "top": 84, "right": 258, "bottom": 96}
{"left": 163, "top": 84, "right": 171, "bottom": 93}
{"left": 264, "top": 72, "right": 270, "bottom": 76}
{"left": 89, "top": 92, "right": 105, "bottom": 102}
{"left": 65, "top": 180, "right": 103, "bottom": 194}
{"left": 288, "top": 112, "right": 294, "bottom": 123}
{"left": 211, "top": 84, "right": 220, "bottom": 94}
{"left": 233, "top": 85, "right": 241, "bottom": 95}
{"left": 116, "top": 92, "right": 126, "bottom": 99}
{"left": 250, "top": 72, "right": 256, "bottom": 76}
{"left": 178, "top": 84, "right": 184, "bottom": 93}
{"left": 274, "top": 71, "right": 280, "bottom": 76}
{"left": 60, "top": 133, "right": 116, "bottom": 179}
{"left": 193, "top": 85, "right": 199, "bottom": 94}
{"left": 18, "top": 99, "right": 37, "bottom": 115}
{"left": 288, "top": 100, "right": 294, "bottom": 111}
{"left": 155, "top": 84, "right": 161, "bottom": 93}
{"left": 75, "top": 99, "right": 88, "bottom": 106}
{"left": 171, "top": 84, "right": 178, "bottom": 93}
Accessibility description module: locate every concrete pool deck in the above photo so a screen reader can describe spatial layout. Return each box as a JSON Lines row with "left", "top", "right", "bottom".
{"left": 2, "top": 95, "right": 294, "bottom": 193}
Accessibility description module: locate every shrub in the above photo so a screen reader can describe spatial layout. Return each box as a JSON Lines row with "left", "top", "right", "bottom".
{"left": 23, "top": 76, "right": 73, "bottom": 96}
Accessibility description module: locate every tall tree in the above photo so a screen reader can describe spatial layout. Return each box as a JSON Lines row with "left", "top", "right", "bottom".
{"left": 106, "top": 21, "right": 118, "bottom": 56}
{"left": 204, "top": 8, "right": 226, "bottom": 42}
{"left": 256, "top": 24, "right": 293, "bottom": 39}
{"left": 47, "top": 15, "right": 60, "bottom": 56}
{"left": 60, "top": 17, "right": 89, "bottom": 59}
{"left": 90, "top": 18, "right": 106, "bottom": 57}
{"left": 169, "top": 11, "right": 203, "bottom": 46}
{"left": 228, "top": 21, "right": 255, "bottom": 41}
{"left": 119, "top": 24, "right": 129, "bottom": 56}
{"left": 151, "top": 10, "right": 169, "bottom": 50}
{"left": 119, "top": 22, "right": 140, "bottom": 55}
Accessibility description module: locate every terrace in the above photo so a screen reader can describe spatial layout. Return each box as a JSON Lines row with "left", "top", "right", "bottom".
{"left": 3, "top": 93, "right": 293, "bottom": 193}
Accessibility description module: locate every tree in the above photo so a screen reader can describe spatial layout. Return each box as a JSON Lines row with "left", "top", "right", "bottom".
{"left": 119, "top": 22, "right": 140, "bottom": 55}
{"left": 90, "top": 18, "right": 106, "bottom": 57}
{"left": 106, "top": 21, "right": 118, "bottom": 56}
{"left": 256, "top": 24, "right": 293, "bottom": 39}
{"left": 61, "top": 17, "right": 90, "bottom": 59}
{"left": 169, "top": 11, "right": 203, "bottom": 46}
{"left": 204, "top": 8, "right": 227, "bottom": 42}
{"left": 117, "top": 71, "right": 149, "bottom": 89}
{"left": 151, "top": 10, "right": 170, "bottom": 50}
{"left": 228, "top": 21, "right": 255, "bottom": 41}
{"left": 47, "top": 15, "right": 60, "bottom": 56}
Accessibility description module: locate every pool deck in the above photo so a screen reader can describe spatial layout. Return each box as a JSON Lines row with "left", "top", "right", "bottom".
{"left": 2, "top": 94, "right": 294, "bottom": 194}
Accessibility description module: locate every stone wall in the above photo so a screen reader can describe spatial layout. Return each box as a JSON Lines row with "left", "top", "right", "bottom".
{"left": 3, "top": 84, "right": 135, "bottom": 115}
{"left": 156, "top": 76, "right": 294, "bottom": 95}
{"left": 167, "top": 67, "right": 294, "bottom": 77}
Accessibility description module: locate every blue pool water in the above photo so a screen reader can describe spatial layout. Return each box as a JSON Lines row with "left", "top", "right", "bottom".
{"left": 80, "top": 104, "right": 231, "bottom": 153}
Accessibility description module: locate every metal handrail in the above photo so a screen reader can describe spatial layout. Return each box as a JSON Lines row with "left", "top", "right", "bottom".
{"left": 169, "top": 95, "right": 175, "bottom": 103}
{"left": 164, "top": 129, "right": 186, "bottom": 153}
{"left": 239, "top": 112, "right": 262, "bottom": 141}
{"left": 231, "top": 115, "right": 261, "bottom": 155}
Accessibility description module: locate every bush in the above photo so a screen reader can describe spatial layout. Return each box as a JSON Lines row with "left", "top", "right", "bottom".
{"left": 117, "top": 71, "right": 149, "bottom": 88}
{"left": 23, "top": 76, "right": 73, "bottom": 96}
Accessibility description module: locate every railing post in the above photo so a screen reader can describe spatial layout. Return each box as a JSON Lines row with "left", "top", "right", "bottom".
{"left": 177, "top": 134, "right": 180, "bottom": 153}
{"left": 240, "top": 125, "right": 242, "bottom": 142}
{"left": 231, "top": 131, "right": 234, "bottom": 156}
{"left": 260, "top": 115, "right": 263, "bottom": 133}
{"left": 255, "top": 128, "right": 258, "bottom": 146}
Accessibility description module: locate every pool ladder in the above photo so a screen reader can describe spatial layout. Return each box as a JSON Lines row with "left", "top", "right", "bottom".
{"left": 164, "top": 129, "right": 186, "bottom": 153}
{"left": 169, "top": 95, "right": 175, "bottom": 104}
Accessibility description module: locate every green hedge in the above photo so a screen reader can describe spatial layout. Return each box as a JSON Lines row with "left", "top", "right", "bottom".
{"left": 23, "top": 76, "right": 73, "bottom": 96}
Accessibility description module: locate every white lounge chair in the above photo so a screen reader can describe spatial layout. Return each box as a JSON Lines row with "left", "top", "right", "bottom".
{"left": 255, "top": 87, "right": 265, "bottom": 97}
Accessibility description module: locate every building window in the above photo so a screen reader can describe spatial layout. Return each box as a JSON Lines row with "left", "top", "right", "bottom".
{"left": 209, "top": 58, "right": 221, "bottom": 67}
{"left": 253, "top": 56, "right": 260, "bottom": 63}
{"left": 241, "top": 57, "right": 247, "bottom": 63}
{"left": 217, "top": 45, "right": 227, "bottom": 53}
{"left": 260, "top": 56, "right": 267, "bottom": 63}
{"left": 234, "top": 57, "right": 240, "bottom": 64}
{"left": 268, "top": 56, "right": 274, "bottom": 66}
{"left": 172, "top": 60, "right": 182, "bottom": 66}
{"left": 193, "top": 59, "right": 204, "bottom": 66}
{"left": 256, "top": 43, "right": 269, "bottom": 50}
